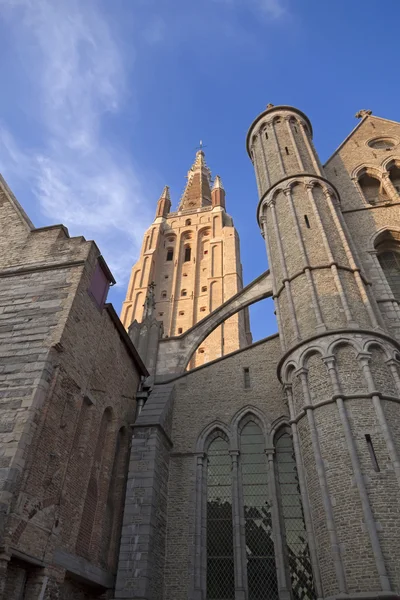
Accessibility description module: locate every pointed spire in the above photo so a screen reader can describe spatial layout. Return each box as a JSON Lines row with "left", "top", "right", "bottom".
{"left": 159, "top": 185, "right": 170, "bottom": 200}
{"left": 155, "top": 185, "right": 171, "bottom": 218}
{"left": 178, "top": 150, "right": 212, "bottom": 211}
{"left": 211, "top": 174, "right": 226, "bottom": 209}
{"left": 212, "top": 175, "right": 224, "bottom": 191}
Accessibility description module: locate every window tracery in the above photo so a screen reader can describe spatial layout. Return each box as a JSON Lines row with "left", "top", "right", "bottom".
{"left": 196, "top": 417, "right": 315, "bottom": 600}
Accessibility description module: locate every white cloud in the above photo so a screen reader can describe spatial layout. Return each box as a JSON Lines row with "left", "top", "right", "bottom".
{"left": 211, "top": 0, "right": 287, "bottom": 19}
{"left": 0, "top": 0, "right": 152, "bottom": 285}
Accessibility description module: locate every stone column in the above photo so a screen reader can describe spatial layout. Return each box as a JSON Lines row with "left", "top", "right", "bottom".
{"left": 230, "top": 450, "right": 246, "bottom": 600}
{"left": 266, "top": 449, "right": 291, "bottom": 600}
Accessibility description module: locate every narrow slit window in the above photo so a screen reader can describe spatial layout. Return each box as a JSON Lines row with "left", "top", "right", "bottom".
{"left": 304, "top": 215, "right": 310, "bottom": 229}
{"left": 184, "top": 247, "right": 191, "bottom": 262}
{"left": 243, "top": 367, "right": 251, "bottom": 389}
{"left": 265, "top": 131, "right": 268, "bottom": 140}
{"left": 285, "top": 146, "right": 289, "bottom": 155}
{"left": 181, "top": 289, "right": 187, "bottom": 297}
{"left": 166, "top": 249, "right": 173, "bottom": 261}
{"left": 365, "top": 434, "right": 380, "bottom": 472}
{"left": 178, "top": 327, "right": 183, "bottom": 334}
{"left": 294, "top": 125, "right": 298, "bottom": 133}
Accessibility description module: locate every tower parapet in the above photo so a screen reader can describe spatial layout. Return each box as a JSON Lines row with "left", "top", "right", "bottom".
{"left": 247, "top": 104, "right": 323, "bottom": 196}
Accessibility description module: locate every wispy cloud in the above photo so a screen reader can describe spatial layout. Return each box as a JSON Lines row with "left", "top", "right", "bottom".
{"left": 0, "top": 0, "right": 151, "bottom": 284}
{"left": 211, "top": 0, "right": 287, "bottom": 19}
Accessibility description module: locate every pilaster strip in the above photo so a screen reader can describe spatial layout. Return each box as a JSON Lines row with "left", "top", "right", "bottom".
{"left": 299, "top": 370, "right": 348, "bottom": 594}
{"left": 284, "top": 385, "right": 323, "bottom": 597}
{"left": 359, "top": 356, "right": 400, "bottom": 490}
{"left": 299, "top": 121, "right": 322, "bottom": 175}
{"left": 230, "top": 451, "right": 246, "bottom": 598}
{"left": 306, "top": 184, "right": 355, "bottom": 326}
{"left": 260, "top": 127, "right": 271, "bottom": 189}
{"left": 271, "top": 120, "right": 286, "bottom": 177}
{"left": 285, "top": 118, "right": 304, "bottom": 171}
{"left": 261, "top": 217, "right": 286, "bottom": 351}
{"left": 325, "top": 357, "right": 391, "bottom": 592}
{"left": 266, "top": 449, "right": 291, "bottom": 599}
{"left": 325, "top": 190, "right": 380, "bottom": 329}
{"left": 284, "top": 187, "right": 325, "bottom": 331}
{"left": 270, "top": 201, "right": 300, "bottom": 340}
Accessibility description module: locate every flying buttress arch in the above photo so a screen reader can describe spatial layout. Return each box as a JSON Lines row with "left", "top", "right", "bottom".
{"left": 155, "top": 270, "right": 273, "bottom": 381}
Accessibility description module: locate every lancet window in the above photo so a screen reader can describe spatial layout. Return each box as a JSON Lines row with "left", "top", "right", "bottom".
{"left": 378, "top": 250, "right": 400, "bottom": 301}
{"left": 196, "top": 418, "right": 315, "bottom": 600}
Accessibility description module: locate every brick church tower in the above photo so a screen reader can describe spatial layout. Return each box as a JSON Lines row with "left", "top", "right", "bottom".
{"left": 121, "top": 148, "right": 251, "bottom": 368}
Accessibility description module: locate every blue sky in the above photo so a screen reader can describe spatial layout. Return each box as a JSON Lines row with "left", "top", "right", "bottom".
{"left": 0, "top": 0, "right": 399, "bottom": 341}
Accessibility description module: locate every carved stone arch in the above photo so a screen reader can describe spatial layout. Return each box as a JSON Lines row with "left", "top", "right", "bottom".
{"left": 271, "top": 185, "right": 285, "bottom": 201}
{"left": 198, "top": 225, "right": 211, "bottom": 236}
{"left": 331, "top": 340, "right": 368, "bottom": 395}
{"left": 299, "top": 345, "right": 325, "bottom": 369}
{"left": 369, "top": 226, "right": 400, "bottom": 252}
{"left": 196, "top": 420, "right": 232, "bottom": 453}
{"left": 282, "top": 361, "right": 297, "bottom": 384}
{"left": 302, "top": 348, "right": 332, "bottom": 403}
{"left": 327, "top": 337, "right": 363, "bottom": 357}
{"left": 351, "top": 163, "right": 383, "bottom": 180}
{"left": 363, "top": 339, "right": 391, "bottom": 359}
{"left": 231, "top": 406, "right": 270, "bottom": 449}
{"left": 306, "top": 178, "right": 323, "bottom": 189}
{"left": 287, "top": 179, "right": 302, "bottom": 192}
{"left": 381, "top": 155, "right": 400, "bottom": 172}
{"left": 270, "top": 416, "right": 291, "bottom": 442}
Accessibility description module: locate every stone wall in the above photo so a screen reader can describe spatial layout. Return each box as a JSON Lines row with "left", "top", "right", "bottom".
{"left": 0, "top": 175, "right": 146, "bottom": 599}
{"left": 163, "top": 335, "right": 285, "bottom": 600}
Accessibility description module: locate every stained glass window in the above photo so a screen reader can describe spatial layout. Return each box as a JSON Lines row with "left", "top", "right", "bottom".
{"left": 378, "top": 251, "right": 400, "bottom": 301}
{"left": 207, "top": 437, "right": 234, "bottom": 600}
{"left": 276, "top": 432, "right": 315, "bottom": 600}
{"left": 241, "top": 422, "right": 278, "bottom": 600}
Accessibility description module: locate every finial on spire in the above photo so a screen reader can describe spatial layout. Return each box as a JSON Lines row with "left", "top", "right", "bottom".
{"left": 212, "top": 175, "right": 224, "bottom": 191}
{"left": 156, "top": 185, "right": 171, "bottom": 218}
{"left": 159, "top": 185, "right": 170, "bottom": 200}
{"left": 355, "top": 109, "right": 372, "bottom": 119}
{"left": 178, "top": 148, "right": 212, "bottom": 210}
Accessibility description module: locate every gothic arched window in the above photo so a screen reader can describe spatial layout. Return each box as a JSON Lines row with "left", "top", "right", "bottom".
{"left": 184, "top": 246, "right": 191, "bottom": 262}
{"left": 389, "top": 164, "right": 400, "bottom": 195}
{"left": 241, "top": 421, "right": 278, "bottom": 600}
{"left": 358, "top": 173, "right": 388, "bottom": 205}
{"left": 196, "top": 421, "right": 316, "bottom": 600}
{"left": 378, "top": 250, "right": 400, "bottom": 301}
{"left": 207, "top": 436, "right": 234, "bottom": 600}
{"left": 275, "top": 430, "right": 315, "bottom": 600}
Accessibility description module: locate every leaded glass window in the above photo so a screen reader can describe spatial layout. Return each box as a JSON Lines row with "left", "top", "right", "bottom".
{"left": 276, "top": 432, "right": 315, "bottom": 600}
{"left": 207, "top": 437, "right": 234, "bottom": 600}
{"left": 378, "top": 251, "right": 400, "bottom": 301}
{"left": 241, "top": 422, "right": 278, "bottom": 600}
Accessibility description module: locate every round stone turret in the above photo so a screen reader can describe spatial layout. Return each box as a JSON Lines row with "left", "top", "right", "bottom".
{"left": 247, "top": 104, "right": 400, "bottom": 600}
{"left": 247, "top": 104, "right": 323, "bottom": 196}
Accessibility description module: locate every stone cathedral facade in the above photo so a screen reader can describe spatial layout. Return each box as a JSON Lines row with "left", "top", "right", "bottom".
{"left": 1, "top": 104, "right": 400, "bottom": 600}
